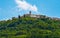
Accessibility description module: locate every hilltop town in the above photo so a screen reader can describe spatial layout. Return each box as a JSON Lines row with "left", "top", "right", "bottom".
{"left": 18, "top": 11, "right": 60, "bottom": 21}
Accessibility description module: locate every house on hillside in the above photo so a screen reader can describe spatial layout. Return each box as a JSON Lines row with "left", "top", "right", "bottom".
{"left": 51, "top": 17, "right": 60, "bottom": 20}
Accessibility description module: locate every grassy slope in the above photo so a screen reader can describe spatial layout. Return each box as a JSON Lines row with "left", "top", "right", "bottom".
{"left": 0, "top": 17, "right": 60, "bottom": 38}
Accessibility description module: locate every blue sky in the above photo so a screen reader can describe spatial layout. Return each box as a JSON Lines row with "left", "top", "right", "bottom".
{"left": 0, "top": 0, "right": 60, "bottom": 20}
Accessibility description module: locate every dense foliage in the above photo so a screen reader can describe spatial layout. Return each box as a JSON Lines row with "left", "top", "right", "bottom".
{"left": 0, "top": 16, "right": 60, "bottom": 38}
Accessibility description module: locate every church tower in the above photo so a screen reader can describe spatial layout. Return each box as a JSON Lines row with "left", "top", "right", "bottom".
{"left": 29, "top": 11, "right": 31, "bottom": 15}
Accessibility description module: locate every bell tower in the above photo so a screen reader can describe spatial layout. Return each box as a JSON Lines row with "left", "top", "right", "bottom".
{"left": 29, "top": 11, "right": 31, "bottom": 15}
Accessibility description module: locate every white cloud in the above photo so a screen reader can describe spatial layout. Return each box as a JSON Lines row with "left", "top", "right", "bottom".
{"left": 15, "top": 0, "right": 38, "bottom": 12}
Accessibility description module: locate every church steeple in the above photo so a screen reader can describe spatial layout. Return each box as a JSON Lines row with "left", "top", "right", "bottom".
{"left": 29, "top": 11, "right": 31, "bottom": 15}
{"left": 18, "top": 15, "right": 20, "bottom": 18}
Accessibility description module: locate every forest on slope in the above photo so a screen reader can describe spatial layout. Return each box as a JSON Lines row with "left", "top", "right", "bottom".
{"left": 0, "top": 16, "right": 60, "bottom": 38}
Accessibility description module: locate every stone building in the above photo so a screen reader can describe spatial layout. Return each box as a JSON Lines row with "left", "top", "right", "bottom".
{"left": 24, "top": 11, "right": 40, "bottom": 18}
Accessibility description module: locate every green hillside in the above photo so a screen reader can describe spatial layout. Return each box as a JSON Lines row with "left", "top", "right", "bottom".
{"left": 0, "top": 16, "right": 60, "bottom": 38}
